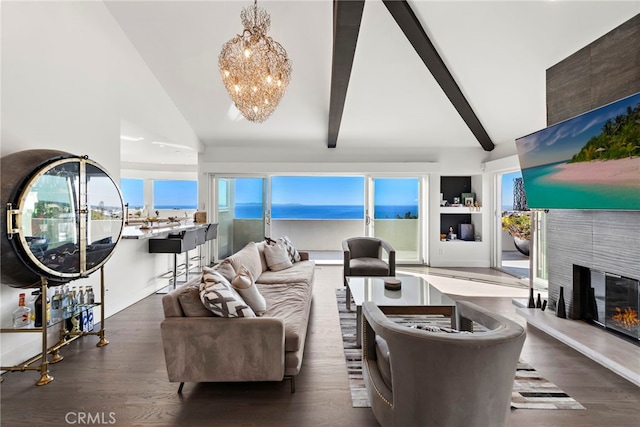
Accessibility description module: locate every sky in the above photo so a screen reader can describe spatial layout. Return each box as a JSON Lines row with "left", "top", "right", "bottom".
{"left": 501, "top": 171, "right": 521, "bottom": 210}
{"left": 272, "top": 176, "right": 364, "bottom": 205}
{"left": 154, "top": 180, "right": 197, "bottom": 207}
{"left": 374, "top": 178, "right": 418, "bottom": 205}
{"left": 120, "top": 178, "right": 144, "bottom": 207}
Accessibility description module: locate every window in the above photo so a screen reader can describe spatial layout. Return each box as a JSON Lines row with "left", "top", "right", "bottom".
{"left": 233, "top": 178, "right": 264, "bottom": 219}
{"left": 153, "top": 180, "right": 197, "bottom": 210}
{"left": 373, "top": 178, "right": 419, "bottom": 219}
{"left": 120, "top": 178, "right": 144, "bottom": 209}
{"left": 271, "top": 176, "right": 364, "bottom": 219}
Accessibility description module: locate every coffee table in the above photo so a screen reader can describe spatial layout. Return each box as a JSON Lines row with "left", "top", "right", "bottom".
{"left": 346, "top": 275, "right": 457, "bottom": 347}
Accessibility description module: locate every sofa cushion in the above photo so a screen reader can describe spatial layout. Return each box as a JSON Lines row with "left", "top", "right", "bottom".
{"left": 263, "top": 241, "right": 293, "bottom": 271}
{"left": 256, "top": 260, "right": 315, "bottom": 286}
{"left": 258, "top": 282, "right": 311, "bottom": 352}
{"left": 349, "top": 257, "right": 390, "bottom": 276}
{"left": 375, "top": 335, "right": 393, "bottom": 390}
{"left": 231, "top": 265, "right": 267, "bottom": 316}
{"left": 162, "top": 275, "right": 201, "bottom": 317}
{"left": 178, "top": 285, "right": 214, "bottom": 317}
{"left": 200, "top": 268, "right": 255, "bottom": 318}
{"left": 227, "top": 242, "right": 263, "bottom": 281}
{"left": 348, "top": 238, "right": 381, "bottom": 259}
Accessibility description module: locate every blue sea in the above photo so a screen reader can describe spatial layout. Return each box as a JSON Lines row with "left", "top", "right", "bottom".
{"left": 154, "top": 205, "right": 197, "bottom": 210}
{"left": 521, "top": 162, "right": 640, "bottom": 210}
{"left": 234, "top": 203, "right": 418, "bottom": 220}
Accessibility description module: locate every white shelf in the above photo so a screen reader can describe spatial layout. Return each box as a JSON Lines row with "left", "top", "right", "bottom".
{"left": 439, "top": 207, "right": 483, "bottom": 214}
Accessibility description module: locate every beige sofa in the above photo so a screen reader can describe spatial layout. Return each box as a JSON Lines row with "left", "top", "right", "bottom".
{"left": 161, "top": 241, "right": 315, "bottom": 393}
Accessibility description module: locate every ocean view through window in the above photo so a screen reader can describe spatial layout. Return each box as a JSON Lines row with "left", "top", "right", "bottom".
{"left": 232, "top": 176, "right": 419, "bottom": 220}
{"left": 153, "top": 180, "right": 197, "bottom": 210}
{"left": 374, "top": 178, "right": 419, "bottom": 219}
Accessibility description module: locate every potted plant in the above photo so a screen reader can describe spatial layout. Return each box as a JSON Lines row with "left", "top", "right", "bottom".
{"left": 501, "top": 212, "right": 531, "bottom": 256}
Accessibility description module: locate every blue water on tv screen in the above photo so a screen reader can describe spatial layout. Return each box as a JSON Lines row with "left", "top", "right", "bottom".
{"left": 515, "top": 92, "right": 640, "bottom": 210}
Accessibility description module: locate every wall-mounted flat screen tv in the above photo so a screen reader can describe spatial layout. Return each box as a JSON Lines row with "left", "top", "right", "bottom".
{"left": 515, "top": 92, "right": 640, "bottom": 210}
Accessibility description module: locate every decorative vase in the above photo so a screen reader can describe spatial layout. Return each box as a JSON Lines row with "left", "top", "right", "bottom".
{"left": 556, "top": 287, "right": 566, "bottom": 318}
{"left": 536, "top": 293, "right": 542, "bottom": 308}
{"left": 528, "top": 287, "right": 535, "bottom": 308}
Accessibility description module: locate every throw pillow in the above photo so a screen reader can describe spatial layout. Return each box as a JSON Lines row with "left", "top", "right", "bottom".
{"left": 231, "top": 265, "right": 267, "bottom": 316}
{"left": 212, "top": 259, "right": 236, "bottom": 283}
{"left": 199, "top": 268, "right": 255, "bottom": 318}
{"left": 178, "top": 285, "right": 214, "bottom": 317}
{"left": 227, "top": 242, "right": 263, "bottom": 282}
{"left": 255, "top": 241, "right": 270, "bottom": 272}
{"left": 278, "top": 236, "right": 301, "bottom": 262}
{"left": 263, "top": 241, "right": 293, "bottom": 271}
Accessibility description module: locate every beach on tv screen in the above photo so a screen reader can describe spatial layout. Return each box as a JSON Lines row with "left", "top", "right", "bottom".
{"left": 515, "top": 92, "right": 640, "bottom": 210}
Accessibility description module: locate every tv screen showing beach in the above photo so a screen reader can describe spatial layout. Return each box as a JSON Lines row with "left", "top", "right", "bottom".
{"left": 515, "top": 92, "right": 640, "bottom": 210}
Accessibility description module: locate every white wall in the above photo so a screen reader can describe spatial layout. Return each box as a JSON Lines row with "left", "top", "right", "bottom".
{"left": 1, "top": 2, "right": 200, "bottom": 368}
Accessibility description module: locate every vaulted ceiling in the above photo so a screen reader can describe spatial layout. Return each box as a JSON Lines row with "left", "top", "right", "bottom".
{"left": 109, "top": 0, "right": 639, "bottom": 166}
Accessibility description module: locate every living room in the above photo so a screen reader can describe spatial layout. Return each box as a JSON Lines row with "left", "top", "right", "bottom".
{"left": 1, "top": 1, "right": 639, "bottom": 426}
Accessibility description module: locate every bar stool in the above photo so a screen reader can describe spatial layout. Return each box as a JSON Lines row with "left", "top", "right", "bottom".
{"left": 204, "top": 223, "right": 218, "bottom": 265}
{"left": 149, "top": 229, "right": 198, "bottom": 289}
{"left": 192, "top": 226, "right": 207, "bottom": 270}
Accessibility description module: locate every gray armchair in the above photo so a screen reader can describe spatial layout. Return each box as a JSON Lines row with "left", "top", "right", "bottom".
{"left": 362, "top": 301, "right": 526, "bottom": 427}
{"left": 343, "top": 237, "right": 396, "bottom": 309}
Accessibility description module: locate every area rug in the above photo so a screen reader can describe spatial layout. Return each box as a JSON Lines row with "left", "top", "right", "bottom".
{"left": 336, "top": 289, "right": 585, "bottom": 410}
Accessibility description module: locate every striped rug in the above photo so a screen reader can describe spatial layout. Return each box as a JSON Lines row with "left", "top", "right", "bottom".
{"left": 336, "top": 289, "right": 585, "bottom": 410}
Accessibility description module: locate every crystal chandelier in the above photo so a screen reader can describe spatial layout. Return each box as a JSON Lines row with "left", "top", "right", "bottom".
{"left": 219, "top": 0, "right": 292, "bottom": 123}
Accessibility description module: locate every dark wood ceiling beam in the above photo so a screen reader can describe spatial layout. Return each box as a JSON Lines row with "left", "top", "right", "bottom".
{"left": 328, "top": 0, "right": 365, "bottom": 148}
{"left": 383, "top": 0, "right": 495, "bottom": 151}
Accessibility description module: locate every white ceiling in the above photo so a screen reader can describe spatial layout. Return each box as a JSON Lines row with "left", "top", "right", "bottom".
{"left": 107, "top": 0, "right": 639, "bottom": 166}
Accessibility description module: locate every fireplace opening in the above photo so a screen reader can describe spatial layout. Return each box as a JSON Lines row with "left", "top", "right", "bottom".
{"left": 578, "top": 267, "right": 639, "bottom": 343}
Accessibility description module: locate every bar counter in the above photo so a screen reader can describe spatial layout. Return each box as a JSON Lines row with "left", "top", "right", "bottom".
{"left": 121, "top": 222, "right": 207, "bottom": 240}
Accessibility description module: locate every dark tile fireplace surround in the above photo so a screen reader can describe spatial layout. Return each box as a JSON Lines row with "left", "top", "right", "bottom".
{"left": 573, "top": 265, "right": 640, "bottom": 344}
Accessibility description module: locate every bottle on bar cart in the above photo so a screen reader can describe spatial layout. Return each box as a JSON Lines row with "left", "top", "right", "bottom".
{"left": 12, "top": 293, "right": 31, "bottom": 328}
{"left": 51, "top": 287, "right": 62, "bottom": 323}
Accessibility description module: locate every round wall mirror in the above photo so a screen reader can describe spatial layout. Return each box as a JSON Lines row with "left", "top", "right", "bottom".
{"left": 1, "top": 150, "right": 124, "bottom": 288}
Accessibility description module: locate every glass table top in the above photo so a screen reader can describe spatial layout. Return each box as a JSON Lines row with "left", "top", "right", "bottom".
{"left": 347, "top": 274, "right": 455, "bottom": 307}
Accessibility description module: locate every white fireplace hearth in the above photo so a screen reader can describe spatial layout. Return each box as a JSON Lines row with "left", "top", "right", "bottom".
{"left": 514, "top": 299, "right": 640, "bottom": 387}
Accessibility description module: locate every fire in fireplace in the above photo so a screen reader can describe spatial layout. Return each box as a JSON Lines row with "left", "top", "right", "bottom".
{"left": 611, "top": 307, "right": 639, "bottom": 330}
{"left": 578, "top": 268, "right": 640, "bottom": 343}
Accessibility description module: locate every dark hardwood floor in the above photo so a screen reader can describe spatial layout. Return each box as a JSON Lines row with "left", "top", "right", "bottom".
{"left": 1, "top": 266, "right": 639, "bottom": 426}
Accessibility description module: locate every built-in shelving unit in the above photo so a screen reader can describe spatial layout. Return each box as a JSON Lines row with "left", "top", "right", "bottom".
{"left": 439, "top": 176, "right": 483, "bottom": 242}
{"left": 429, "top": 174, "right": 490, "bottom": 268}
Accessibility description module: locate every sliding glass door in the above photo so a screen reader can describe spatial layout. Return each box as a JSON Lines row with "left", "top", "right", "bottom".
{"left": 369, "top": 177, "right": 421, "bottom": 263}
{"left": 216, "top": 177, "right": 268, "bottom": 259}
{"left": 212, "top": 175, "right": 425, "bottom": 263}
